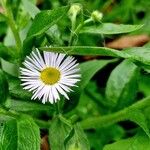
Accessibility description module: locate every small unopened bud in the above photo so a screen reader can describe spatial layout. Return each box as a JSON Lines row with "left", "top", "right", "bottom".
{"left": 68, "top": 4, "right": 82, "bottom": 18}
{"left": 91, "top": 10, "right": 103, "bottom": 22}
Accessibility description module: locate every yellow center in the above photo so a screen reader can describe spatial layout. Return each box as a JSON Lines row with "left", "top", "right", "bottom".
{"left": 40, "top": 67, "right": 60, "bottom": 85}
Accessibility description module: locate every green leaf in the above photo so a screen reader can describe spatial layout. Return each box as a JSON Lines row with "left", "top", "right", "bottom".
{"left": 1, "top": 58, "right": 19, "bottom": 77}
{"left": 17, "top": 115, "right": 40, "bottom": 150}
{"left": 80, "top": 23, "right": 143, "bottom": 35}
{"left": 0, "top": 115, "right": 17, "bottom": 149}
{"left": 87, "top": 125, "right": 125, "bottom": 150}
{"left": 85, "top": 81, "right": 111, "bottom": 108}
{"left": 0, "top": 69, "right": 8, "bottom": 104}
{"left": 40, "top": 46, "right": 150, "bottom": 66}
{"left": 138, "top": 74, "right": 150, "bottom": 97}
{"left": 63, "top": 59, "right": 114, "bottom": 112}
{"left": 124, "top": 47, "right": 150, "bottom": 65}
{"left": 49, "top": 116, "right": 72, "bottom": 150}
{"left": 5, "top": 98, "right": 54, "bottom": 113}
{"left": 127, "top": 109, "right": 150, "bottom": 138}
{"left": 103, "top": 131, "right": 150, "bottom": 150}
{"left": 0, "top": 13, "right": 6, "bottom": 22}
{"left": 4, "top": 28, "right": 16, "bottom": 46}
{"left": 0, "top": 115, "right": 40, "bottom": 150}
{"left": 9, "top": 77, "right": 32, "bottom": 100}
{"left": 40, "top": 46, "right": 127, "bottom": 57}
{"left": 105, "top": 60, "right": 138, "bottom": 107}
{"left": 65, "top": 124, "right": 90, "bottom": 150}
{"left": 0, "top": 43, "right": 12, "bottom": 60}
{"left": 45, "top": 25, "right": 63, "bottom": 46}
{"left": 8, "top": 78, "right": 54, "bottom": 116}
{"left": 22, "top": 0, "right": 40, "bottom": 18}
{"left": 144, "top": 42, "right": 150, "bottom": 48}
{"left": 27, "top": 6, "right": 68, "bottom": 37}
{"left": 80, "top": 59, "right": 116, "bottom": 90}
{"left": 23, "top": 6, "right": 69, "bottom": 56}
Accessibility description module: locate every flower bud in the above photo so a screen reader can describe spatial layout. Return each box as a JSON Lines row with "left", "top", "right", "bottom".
{"left": 91, "top": 10, "right": 103, "bottom": 22}
{"left": 68, "top": 4, "right": 82, "bottom": 18}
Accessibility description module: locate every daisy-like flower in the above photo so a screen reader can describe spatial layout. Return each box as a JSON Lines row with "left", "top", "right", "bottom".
{"left": 20, "top": 49, "right": 80, "bottom": 104}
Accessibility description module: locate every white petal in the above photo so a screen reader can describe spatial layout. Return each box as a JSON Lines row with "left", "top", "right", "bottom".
{"left": 58, "top": 83, "right": 73, "bottom": 92}
{"left": 26, "top": 56, "right": 43, "bottom": 70}
{"left": 59, "top": 57, "right": 75, "bottom": 70}
{"left": 23, "top": 61, "right": 40, "bottom": 71}
{"left": 59, "top": 80, "right": 77, "bottom": 87}
{"left": 51, "top": 86, "right": 60, "bottom": 103}
{"left": 42, "top": 86, "right": 49, "bottom": 104}
{"left": 55, "top": 53, "right": 66, "bottom": 67}
{"left": 34, "top": 49, "right": 45, "bottom": 67}
{"left": 61, "top": 63, "right": 79, "bottom": 73}
{"left": 62, "top": 68, "right": 80, "bottom": 76}
{"left": 55, "top": 84, "right": 69, "bottom": 100}
{"left": 43, "top": 51, "right": 50, "bottom": 66}
{"left": 31, "top": 84, "right": 45, "bottom": 100}
{"left": 48, "top": 86, "right": 54, "bottom": 103}
{"left": 20, "top": 68, "right": 40, "bottom": 76}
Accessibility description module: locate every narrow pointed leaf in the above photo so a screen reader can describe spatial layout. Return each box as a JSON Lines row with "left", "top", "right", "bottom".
{"left": 40, "top": 46, "right": 150, "bottom": 66}
{"left": 80, "top": 23, "right": 143, "bottom": 35}
{"left": 27, "top": 6, "right": 68, "bottom": 37}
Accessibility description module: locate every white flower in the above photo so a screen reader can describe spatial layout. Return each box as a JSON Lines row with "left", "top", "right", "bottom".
{"left": 20, "top": 49, "right": 80, "bottom": 104}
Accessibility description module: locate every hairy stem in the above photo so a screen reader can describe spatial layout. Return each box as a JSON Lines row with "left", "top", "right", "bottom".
{"left": 1, "top": 0, "right": 22, "bottom": 54}
{"left": 69, "top": 18, "right": 92, "bottom": 46}
{"left": 74, "top": 18, "right": 92, "bottom": 34}
{"left": 69, "top": 13, "right": 77, "bottom": 46}
{"left": 80, "top": 96, "right": 150, "bottom": 129}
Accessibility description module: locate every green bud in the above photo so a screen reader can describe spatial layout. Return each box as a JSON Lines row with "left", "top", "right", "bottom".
{"left": 68, "top": 4, "right": 82, "bottom": 18}
{"left": 91, "top": 10, "right": 103, "bottom": 22}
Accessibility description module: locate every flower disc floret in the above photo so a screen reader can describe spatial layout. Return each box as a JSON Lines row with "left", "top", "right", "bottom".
{"left": 40, "top": 67, "right": 60, "bottom": 85}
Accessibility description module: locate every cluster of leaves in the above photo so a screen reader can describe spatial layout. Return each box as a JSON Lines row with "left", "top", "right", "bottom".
{"left": 0, "top": 0, "right": 150, "bottom": 150}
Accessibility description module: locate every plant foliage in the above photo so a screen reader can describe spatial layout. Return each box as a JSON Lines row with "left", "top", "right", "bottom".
{"left": 0, "top": 0, "right": 150, "bottom": 149}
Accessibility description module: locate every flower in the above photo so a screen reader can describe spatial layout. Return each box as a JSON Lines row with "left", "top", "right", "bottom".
{"left": 20, "top": 49, "right": 80, "bottom": 104}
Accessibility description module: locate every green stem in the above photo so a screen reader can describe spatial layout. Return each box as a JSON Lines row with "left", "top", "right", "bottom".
{"left": 74, "top": 18, "right": 92, "bottom": 34}
{"left": 59, "top": 114, "right": 72, "bottom": 127}
{"left": 1, "top": 0, "right": 22, "bottom": 54}
{"left": 0, "top": 107, "right": 19, "bottom": 117}
{"left": 69, "top": 18, "right": 92, "bottom": 46}
{"left": 69, "top": 14, "right": 77, "bottom": 46}
{"left": 34, "top": 119, "right": 50, "bottom": 129}
{"left": 55, "top": 101, "right": 60, "bottom": 114}
{"left": 80, "top": 96, "right": 150, "bottom": 129}
{"left": 0, "top": 106, "right": 50, "bottom": 129}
